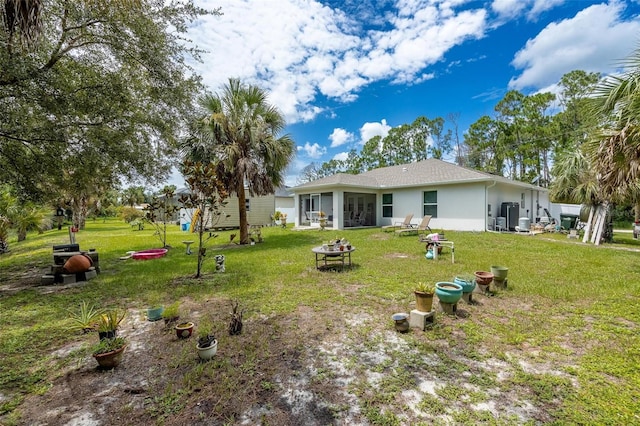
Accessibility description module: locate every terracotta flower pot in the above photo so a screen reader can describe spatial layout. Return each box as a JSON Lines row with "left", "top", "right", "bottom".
{"left": 175, "top": 321, "right": 194, "bottom": 339}
{"left": 474, "top": 271, "right": 494, "bottom": 286}
{"left": 63, "top": 254, "right": 93, "bottom": 273}
{"left": 93, "top": 345, "right": 126, "bottom": 369}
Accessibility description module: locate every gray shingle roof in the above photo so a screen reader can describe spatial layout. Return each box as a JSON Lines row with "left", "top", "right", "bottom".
{"left": 292, "top": 158, "right": 544, "bottom": 191}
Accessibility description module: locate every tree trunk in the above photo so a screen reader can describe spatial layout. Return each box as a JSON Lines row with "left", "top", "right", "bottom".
{"left": 71, "top": 195, "right": 88, "bottom": 230}
{"left": 238, "top": 185, "right": 249, "bottom": 244}
{"left": 196, "top": 208, "right": 205, "bottom": 278}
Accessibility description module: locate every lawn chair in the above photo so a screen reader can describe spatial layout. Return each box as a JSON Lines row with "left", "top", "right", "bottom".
{"left": 396, "top": 215, "right": 431, "bottom": 236}
{"left": 382, "top": 213, "right": 414, "bottom": 232}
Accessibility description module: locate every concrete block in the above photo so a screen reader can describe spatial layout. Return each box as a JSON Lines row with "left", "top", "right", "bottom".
{"left": 409, "top": 309, "right": 436, "bottom": 330}
{"left": 40, "top": 275, "right": 55, "bottom": 285}
{"left": 492, "top": 278, "right": 507, "bottom": 290}
{"left": 75, "top": 268, "right": 96, "bottom": 281}
{"left": 462, "top": 292, "right": 474, "bottom": 304}
{"left": 60, "top": 274, "right": 76, "bottom": 284}
{"left": 438, "top": 301, "right": 458, "bottom": 315}
{"left": 50, "top": 265, "right": 65, "bottom": 274}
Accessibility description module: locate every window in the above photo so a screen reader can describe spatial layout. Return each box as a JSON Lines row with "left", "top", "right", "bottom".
{"left": 382, "top": 193, "right": 393, "bottom": 218}
{"left": 245, "top": 199, "right": 250, "bottom": 212}
{"left": 423, "top": 191, "right": 437, "bottom": 217}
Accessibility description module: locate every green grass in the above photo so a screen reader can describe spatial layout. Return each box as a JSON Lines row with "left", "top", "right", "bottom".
{"left": 1, "top": 219, "right": 639, "bottom": 424}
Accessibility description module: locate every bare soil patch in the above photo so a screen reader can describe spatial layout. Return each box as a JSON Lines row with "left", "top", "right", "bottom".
{"left": 4, "top": 278, "right": 580, "bottom": 425}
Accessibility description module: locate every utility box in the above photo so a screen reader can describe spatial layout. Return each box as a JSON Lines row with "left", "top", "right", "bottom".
{"left": 560, "top": 214, "right": 579, "bottom": 230}
{"left": 501, "top": 202, "right": 519, "bottom": 231}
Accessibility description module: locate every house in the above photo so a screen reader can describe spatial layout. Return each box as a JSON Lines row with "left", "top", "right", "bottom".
{"left": 174, "top": 187, "right": 275, "bottom": 230}
{"left": 275, "top": 186, "right": 295, "bottom": 220}
{"left": 290, "top": 158, "right": 550, "bottom": 232}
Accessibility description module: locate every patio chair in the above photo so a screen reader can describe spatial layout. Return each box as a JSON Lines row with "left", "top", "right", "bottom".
{"left": 396, "top": 215, "right": 431, "bottom": 236}
{"left": 382, "top": 213, "right": 414, "bottom": 232}
{"left": 356, "top": 211, "right": 367, "bottom": 226}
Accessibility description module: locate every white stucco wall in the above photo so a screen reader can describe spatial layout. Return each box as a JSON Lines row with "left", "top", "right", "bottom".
{"left": 275, "top": 196, "right": 294, "bottom": 220}
{"left": 293, "top": 181, "right": 549, "bottom": 232}
{"left": 381, "top": 183, "right": 487, "bottom": 231}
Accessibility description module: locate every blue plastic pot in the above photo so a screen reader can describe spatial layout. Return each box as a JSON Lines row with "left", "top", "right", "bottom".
{"left": 435, "top": 282, "right": 463, "bottom": 304}
{"left": 453, "top": 276, "right": 476, "bottom": 294}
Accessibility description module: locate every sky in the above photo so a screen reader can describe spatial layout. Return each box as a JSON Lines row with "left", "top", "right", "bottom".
{"left": 175, "top": 0, "right": 640, "bottom": 187}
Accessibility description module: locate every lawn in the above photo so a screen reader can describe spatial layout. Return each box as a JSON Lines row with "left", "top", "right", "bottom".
{"left": 0, "top": 219, "right": 639, "bottom": 425}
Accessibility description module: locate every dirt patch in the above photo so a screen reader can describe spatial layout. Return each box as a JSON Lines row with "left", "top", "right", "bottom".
{"left": 4, "top": 286, "right": 583, "bottom": 425}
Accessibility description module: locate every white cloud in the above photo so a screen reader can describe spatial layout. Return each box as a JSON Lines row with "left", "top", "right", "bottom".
{"left": 333, "top": 152, "right": 349, "bottom": 162}
{"left": 491, "top": 0, "right": 564, "bottom": 21}
{"left": 509, "top": 1, "right": 640, "bottom": 90}
{"left": 329, "top": 128, "right": 355, "bottom": 148}
{"left": 359, "top": 119, "right": 392, "bottom": 144}
{"left": 190, "top": 0, "right": 488, "bottom": 124}
{"left": 297, "top": 142, "right": 326, "bottom": 159}
{"left": 491, "top": 0, "right": 528, "bottom": 19}
{"left": 528, "top": 0, "right": 565, "bottom": 20}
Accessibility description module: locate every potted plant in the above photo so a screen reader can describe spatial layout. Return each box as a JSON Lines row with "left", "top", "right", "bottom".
{"left": 162, "top": 301, "right": 180, "bottom": 326}
{"left": 147, "top": 304, "right": 164, "bottom": 322}
{"left": 280, "top": 213, "right": 287, "bottom": 228}
{"left": 414, "top": 282, "right": 435, "bottom": 312}
{"left": 196, "top": 319, "right": 217, "bottom": 361}
{"left": 273, "top": 211, "right": 282, "bottom": 226}
{"left": 318, "top": 211, "right": 327, "bottom": 230}
{"left": 92, "top": 336, "right": 126, "bottom": 369}
{"left": 228, "top": 300, "right": 244, "bottom": 335}
{"left": 175, "top": 321, "right": 194, "bottom": 338}
{"left": 67, "top": 301, "right": 103, "bottom": 333}
{"left": 453, "top": 274, "right": 476, "bottom": 294}
{"left": 97, "top": 308, "right": 126, "bottom": 340}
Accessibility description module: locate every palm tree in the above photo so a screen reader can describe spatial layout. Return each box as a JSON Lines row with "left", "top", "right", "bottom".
{"left": 2, "top": 0, "right": 140, "bottom": 48}
{"left": 588, "top": 46, "right": 640, "bottom": 218}
{"left": 186, "top": 79, "right": 295, "bottom": 244}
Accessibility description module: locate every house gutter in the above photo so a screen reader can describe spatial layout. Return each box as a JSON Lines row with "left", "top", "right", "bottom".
{"left": 485, "top": 180, "right": 497, "bottom": 232}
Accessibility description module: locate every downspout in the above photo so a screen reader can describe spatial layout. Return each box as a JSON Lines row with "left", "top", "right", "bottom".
{"left": 485, "top": 180, "right": 497, "bottom": 232}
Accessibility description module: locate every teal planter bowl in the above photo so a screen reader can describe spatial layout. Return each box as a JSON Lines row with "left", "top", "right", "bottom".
{"left": 435, "top": 282, "right": 463, "bottom": 304}
{"left": 147, "top": 306, "right": 164, "bottom": 322}
{"left": 454, "top": 276, "right": 476, "bottom": 293}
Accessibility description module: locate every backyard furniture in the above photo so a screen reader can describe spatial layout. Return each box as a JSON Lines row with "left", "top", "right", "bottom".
{"left": 396, "top": 215, "right": 431, "bottom": 236}
{"left": 382, "top": 213, "right": 414, "bottom": 232}
{"left": 419, "top": 234, "right": 454, "bottom": 263}
{"left": 182, "top": 240, "right": 194, "bottom": 254}
{"left": 312, "top": 245, "right": 355, "bottom": 271}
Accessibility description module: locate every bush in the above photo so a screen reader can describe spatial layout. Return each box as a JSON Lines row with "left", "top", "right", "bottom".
{"left": 119, "top": 206, "right": 144, "bottom": 223}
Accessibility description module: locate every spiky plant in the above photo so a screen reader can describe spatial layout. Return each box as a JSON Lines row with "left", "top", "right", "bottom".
{"left": 228, "top": 300, "right": 244, "bottom": 335}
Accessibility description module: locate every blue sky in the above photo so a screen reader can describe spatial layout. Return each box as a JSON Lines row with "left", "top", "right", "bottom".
{"left": 182, "top": 0, "right": 640, "bottom": 187}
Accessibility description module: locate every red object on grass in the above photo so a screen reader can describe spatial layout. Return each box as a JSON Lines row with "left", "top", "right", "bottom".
{"left": 131, "top": 248, "right": 168, "bottom": 260}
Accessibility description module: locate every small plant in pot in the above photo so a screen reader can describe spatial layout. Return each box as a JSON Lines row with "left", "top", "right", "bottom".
{"left": 228, "top": 300, "right": 244, "bottom": 335}
{"left": 162, "top": 301, "right": 181, "bottom": 326}
{"left": 414, "top": 281, "right": 435, "bottom": 313}
{"left": 92, "top": 336, "right": 126, "bottom": 369}
{"left": 318, "top": 211, "right": 327, "bottom": 230}
{"left": 67, "top": 301, "right": 103, "bottom": 333}
{"left": 175, "top": 321, "right": 194, "bottom": 338}
{"left": 97, "top": 308, "right": 126, "bottom": 340}
{"left": 196, "top": 319, "right": 217, "bottom": 361}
